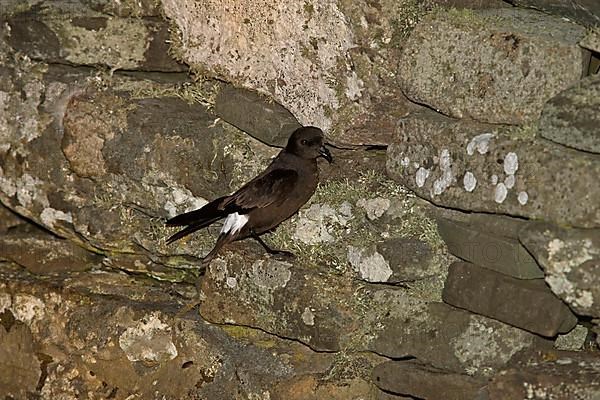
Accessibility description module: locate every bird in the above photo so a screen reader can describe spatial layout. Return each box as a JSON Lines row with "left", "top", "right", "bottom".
{"left": 165, "top": 126, "right": 332, "bottom": 265}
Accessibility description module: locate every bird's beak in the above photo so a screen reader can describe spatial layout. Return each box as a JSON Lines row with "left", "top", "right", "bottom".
{"left": 319, "top": 146, "right": 333, "bottom": 163}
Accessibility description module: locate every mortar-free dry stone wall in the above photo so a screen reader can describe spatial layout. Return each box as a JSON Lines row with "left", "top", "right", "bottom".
{"left": 0, "top": 1, "right": 599, "bottom": 399}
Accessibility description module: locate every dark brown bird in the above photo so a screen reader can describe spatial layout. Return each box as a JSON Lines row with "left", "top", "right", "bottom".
{"left": 165, "top": 126, "right": 332, "bottom": 264}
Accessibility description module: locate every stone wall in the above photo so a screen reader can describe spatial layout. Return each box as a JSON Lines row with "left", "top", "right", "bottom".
{"left": 0, "top": 0, "right": 599, "bottom": 399}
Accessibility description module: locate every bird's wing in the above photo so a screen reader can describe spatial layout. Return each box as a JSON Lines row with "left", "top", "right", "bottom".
{"left": 222, "top": 168, "right": 299, "bottom": 211}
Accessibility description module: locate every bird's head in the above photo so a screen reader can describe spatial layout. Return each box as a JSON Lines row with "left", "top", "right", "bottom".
{"left": 286, "top": 126, "right": 333, "bottom": 163}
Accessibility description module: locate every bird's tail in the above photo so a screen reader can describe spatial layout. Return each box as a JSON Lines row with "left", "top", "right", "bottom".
{"left": 165, "top": 196, "right": 228, "bottom": 244}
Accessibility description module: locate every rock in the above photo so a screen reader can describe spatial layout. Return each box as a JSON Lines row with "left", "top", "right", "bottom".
{"left": 0, "top": 263, "right": 385, "bottom": 399}
{"left": 398, "top": 8, "right": 587, "bottom": 124}
{"left": 347, "top": 246, "right": 393, "bottom": 283}
{"left": 507, "top": 0, "right": 600, "bottom": 28}
{"left": 554, "top": 325, "right": 589, "bottom": 351}
{"left": 0, "top": 203, "right": 24, "bottom": 233}
{"left": 437, "top": 218, "right": 543, "bottom": 279}
{"left": 6, "top": 9, "right": 186, "bottom": 72}
{"left": 487, "top": 350, "right": 600, "bottom": 399}
{"left": 0, "top": 225, "right": 103, "bottom": 274}
{"left": 376, "top": 237, "right": 439, "bottom": 283}
{"left": 372, "top": 359, "right": 485, "bottom": 400}
{"left": 0, "top": 0, "right": 163, "bottom": 18}
{"left": 214, "top": 85, "right": 301, "bottom": 147}
{"left": 442, "top": 262, "right": 577, "bottom": 336}
{"left": 386, "top": 108, "right": 600, "bottom": 228}
{"left": 0, "top": 322, "right": 41, "bottom": 399}
{"left": 433, "top": 208, "right": 529, "bottom": 240}
{"left": 371, "top": 302, "right": 546, "bottom": 377}
{"left": 539, "top": 73, "right": 600, "bottom": 154}
{"left": 519, "top": 222, "right": 600, "bottom": 317}
{"left": 0, "top": 59, "right": 277, "bottom": 280}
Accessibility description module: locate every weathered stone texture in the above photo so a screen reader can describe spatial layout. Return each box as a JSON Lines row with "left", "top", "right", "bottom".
{"left": 508, "top": 0, "right": 600, "bottom": 28}
{"left": 539, "top": 73, "right": 600, "bottom": 154}
{"left": 443, "top": 261, "right": 577, "bottom": 336}
{"left": 520, "top": 223, "right": 600, "bottom": 318}
{"left": 372, "top": 359, "right": 485, "bottom": 400}
{"left": 386, "top": 109, "right": 600, "bottom": 228}
{"left": 371, "top": 302, "right": 546, "bottom": 377}
{"left": 398, "top": 8, "right": 587, "bottom": 124}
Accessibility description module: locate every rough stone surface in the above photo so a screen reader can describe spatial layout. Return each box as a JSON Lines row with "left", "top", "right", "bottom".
{"left": 372, "top": 359, "right": 485, "bottom": 400}
{"left": 0, "top": 203, "right": 24, "bottom": 233}
{"left": 376, "top": 237, "right": 438, "bottom": 282}
{"left": 398, "top": 8, "right": 587, "bottom": 124}
{"left": 161, "top": 0, "right": 428, "bottom": 145}
{"left": 6, "top": 9, "right": 186, "bottom": 72}
{"left": 539, "top": 73, "right": 600, "bottom": 154}
{"left": 386, "top": 109, "right": 600, "bottom": 228}
{"left": 214, "top": 85, "right": 301, "bottom": 147}
{"left": 0, "top": 263, "right": 384, "bottom": 399}
{"left": 198, "top": 255, "right": 439, "bottom": 352}
{"left": 443, "top": 261, "right": 577, "bottom": 336}
{"left": 520, "top": 222, "right": 600, "bottom": 317}
{"left": 0, "top": 225, "right": 103, "bottom": 275}
{"left": 487, "top": 350, "right": 600, "bottom": 400}
{"left": 371, "top": 302, "right": 547, "bottom": 377}
{"left": 508, "top": 0, "right": 600, "bottom": 28}
{"left": 437, "top": 218, "right": 542, "bottom": 279}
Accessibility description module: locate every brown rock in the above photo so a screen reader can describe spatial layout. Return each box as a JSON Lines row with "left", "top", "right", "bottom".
{"left": 372, "top": 359, "right": 485, "bottom": 400}
{"left": 488, "top": 350, "right": 600, "bottom": 399}
{"left": 437, "top": 218, "right": 543, "bottom": 279}
{"left": 442, "top": 262, "right": 577, "bottom": 336}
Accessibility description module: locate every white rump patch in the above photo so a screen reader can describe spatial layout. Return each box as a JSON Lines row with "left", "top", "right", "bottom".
{"left": 221, "top": 212, "right": 249, "bottom": 235}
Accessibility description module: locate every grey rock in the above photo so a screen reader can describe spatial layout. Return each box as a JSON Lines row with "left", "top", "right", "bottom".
{"left": 487, "top": 350, "right": 600, "bottom": 400}
{"left": 443, "top": 261, "right": 577, "bottom": 336}
{"left": 554, "top": 324, "right": 589, "bottom": 351}
{"left": 0, "top": 204, "right": 24, "bottom": 233}
{"left": 371, "top": 302, "right": 546, "bottom": 377}
{"left": 433, "top": 208, "right": 529, "bottom": 240}
{"left": 437, "top": 218, "right": 543, "bottom": 279}
{"left": 386, "top": 108, "right": 600, "bottom": 228}
{"left": 399, "top": 8, "right": 586, "bottom": 124}
{"left": 508, "top": 0, "right": 600, "bottom": 28}
{"left": 539, "top": 73, "right": 600, "bottom": 154}
{"left": 519, "top": 222, "right": 600, "bottom": 317}
{"left": 214, "top": 85, "right": 301, "bottom": 147}
{"left": 372, "top": 359, "right": 485, "bottom": 400}
{"left": 376, "top": 237, "right": 438, "bottom": 282}
{"left": 6, "top": 9, "right": 186, "bottom": 71}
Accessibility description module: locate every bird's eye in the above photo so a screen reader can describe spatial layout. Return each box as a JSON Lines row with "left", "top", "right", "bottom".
{"left": 301, "top": 139, "right": 308, "bottom": 145}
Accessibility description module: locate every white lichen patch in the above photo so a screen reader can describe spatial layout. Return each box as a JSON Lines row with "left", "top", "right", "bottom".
{"left": 357, "top": 197, "right": 390, "bottom": 220}
{"left": 544, "top": 238, "right": 597, "bottom": 311}
{"left": 293, "top": 203, "right": 349, "bottom": 244}
{"left": 301, "top": 307, "right": 315, "bottom": 326}
{"left": 466, "top": 133, "right": 495, "bottom": 156}
{"left": 401, "top": 157, "right": 411, "bottom": 167}
{"left": 503, "top": 152, "right": 519, "bottom": 175}
{"left": 504, "top": 174, "right": 515, "bottom": 189}
{"left": 490, "top": 174, "right": 498, "bottom": 185}
{"left": 463, "top": 171, "right": 476, "bottom": 192}
{"left": 16, "top": 174, "right": 48, "bottom": 208}
{"left": 415, "top": 167, "right": 430, "bottom": 188}
{"left": 0, "top": 167, "right": 17, "bottom": 197}
{"left": 432, "top": 149, "right": 454, "bottom": 196}
{"left": 451, "top": 317, "right": 533, "bottom": 376}
{"left": 345, "top": 71, "right": 364, "bottom": 101}
{"left": 12, "top": 294, "right": 46, "bottom": 323}
{"left": 40, "top": 207, "right": 73, "bottom": 229}
{"left": 518, "top": 191, "right": 528, "bottom": 205}
{"left": 347, "top": 246, "right": 392, "bottom": 283}
{"left": 163, "top": 186, "right": 208, "bottom": 218}
{"left": 118, "top": 312, "right": 178, "bottom": 363}
{"left": 226, "top": 276, "right": 237, "bottom": 289}
{"left": 250, "top": 259, "right": 292, "bottom": 290}
{"left": 494, "top": 183, "right": 507, "bottom": 203}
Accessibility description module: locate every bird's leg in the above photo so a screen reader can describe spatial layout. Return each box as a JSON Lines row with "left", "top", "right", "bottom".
{"left": 251, "top": 232, "right": 295, "bottom": 258}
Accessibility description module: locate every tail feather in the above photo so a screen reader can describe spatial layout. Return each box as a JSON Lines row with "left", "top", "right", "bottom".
{"left": 165, "top": 196, "right": 229, "bottom": 244}
{"left": 166, "top": 216, "right": 223, "bottom": 244}
{"left": 166, "top": 196, "right": 227, "bottom": 226}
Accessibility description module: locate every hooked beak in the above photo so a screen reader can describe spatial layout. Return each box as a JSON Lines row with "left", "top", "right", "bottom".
{"left": 319, "top": 145, "right": 333, "bottom": 163}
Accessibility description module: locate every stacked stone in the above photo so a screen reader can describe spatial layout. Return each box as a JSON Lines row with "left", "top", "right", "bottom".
{"left": 384, "top": 5, "right": 600, "bottom": 399}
